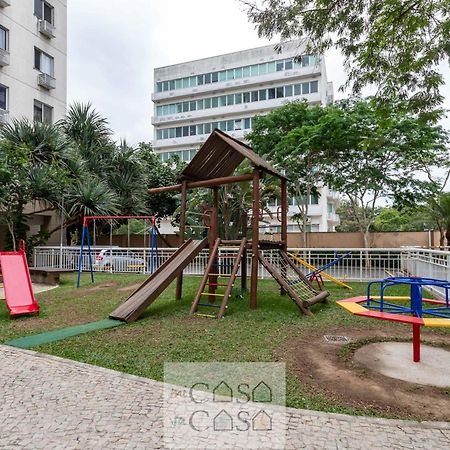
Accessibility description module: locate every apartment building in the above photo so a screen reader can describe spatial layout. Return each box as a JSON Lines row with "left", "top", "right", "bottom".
{"left": 152, "top": 41, "right": 339, "bottom": 233}
{"left": 0, "top": 0, "right": 67, "bottom": 125}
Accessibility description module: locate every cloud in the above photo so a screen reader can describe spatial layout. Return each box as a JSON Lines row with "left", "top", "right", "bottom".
{"left": 67, "top": 0, "right": 449, "bottom": 146}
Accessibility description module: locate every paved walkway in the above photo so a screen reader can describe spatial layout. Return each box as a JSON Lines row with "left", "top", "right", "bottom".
{"left": 0, "top": 345, "right": 449, "bottom": 449}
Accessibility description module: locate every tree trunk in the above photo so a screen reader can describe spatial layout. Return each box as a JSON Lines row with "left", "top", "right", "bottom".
{"left": 446, "top": 227, "right": 450, "bottom": 249}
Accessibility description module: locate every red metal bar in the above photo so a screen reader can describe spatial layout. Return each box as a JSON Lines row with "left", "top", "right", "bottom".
{"left": 82, "top": 215, "right": 155, "bottom": 226}
{"left": 413, "top": 323, "right": 421, "bottom": 363}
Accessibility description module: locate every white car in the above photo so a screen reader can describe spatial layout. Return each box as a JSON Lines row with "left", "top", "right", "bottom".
{"left": 94, "top": 249, "right": 146, "bottom": 272}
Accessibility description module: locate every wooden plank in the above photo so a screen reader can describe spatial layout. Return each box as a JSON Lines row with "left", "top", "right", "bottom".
{"left": 109, "top": 239, "right": 208, "bottom": 323}
{"left": 176, "top": 180, "right": 188, "bottom": 300}
{"left": 250, "top": 170, "right": 260, "bottom": 310}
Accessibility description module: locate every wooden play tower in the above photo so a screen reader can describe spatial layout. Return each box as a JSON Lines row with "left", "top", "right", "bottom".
{"left": 146, "top": 129, "right": 329, "bottom": 318}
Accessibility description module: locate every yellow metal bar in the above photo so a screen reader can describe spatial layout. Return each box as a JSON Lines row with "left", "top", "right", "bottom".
{"left": 194, "top": 313, "right": 216, "bottom": 319}
{"left": 336, "top": 301, "right": 366, "bottom": 313}
{"left": 423, "top": 318, "right": 450, "bottom": 327}
{"left": 288, "top": 253, "right": 353, "bottom": 290}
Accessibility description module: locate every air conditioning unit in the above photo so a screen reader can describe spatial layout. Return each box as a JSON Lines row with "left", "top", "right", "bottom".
{"left": 38, "top": 73, "right": 56, "bottom": 90}
{"left": 38, "top": 20, "right": 56, "bottom": 39}
{"left": 0, "top": 48, "right": 10, "bottom": 67}
{"left": 0, "top": 0, "right": 11, "bottom": 8}
{"left": 0, "top": 110, "right": 9, "bottom": 125}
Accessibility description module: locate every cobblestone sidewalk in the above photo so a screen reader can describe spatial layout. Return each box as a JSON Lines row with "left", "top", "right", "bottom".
{"left": 0, "top": 345, "right": 449, "bottom": 449}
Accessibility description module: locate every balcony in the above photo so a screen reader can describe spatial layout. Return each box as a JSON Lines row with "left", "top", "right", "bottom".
{"left": 38, "top": 73, "right": 56, "bottom": 90}
{"left": 0, "top": 48, "right": 10, "bottom": 67}
{"left": 38, "top": 20, "right": 56, "bottom": 39}
{"left": 327, "top": 212, "right": 340, "bottom": 223}
{"left": 0, "top": 109, "right": 9, "bottom": 125}
{"left": 0, "top": 0, "right": 11, "bottom": 8}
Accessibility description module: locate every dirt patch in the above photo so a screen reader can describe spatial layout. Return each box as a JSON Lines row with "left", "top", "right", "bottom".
{"left": 279, "top": 326, "right": 450, "bottom": 421}
{"left": 117, "top": 284, "right": 141, "bottom": 293}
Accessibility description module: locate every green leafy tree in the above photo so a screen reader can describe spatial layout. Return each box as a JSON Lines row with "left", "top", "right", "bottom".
{"left": 248, "top": 101, "right": 326, "bottom": 246}
{"left": 243, "top": 0, "right": 450, "bottom": 119}
{"left": 427, "top": 192, "right": 450, "bottom": 247}
{"left": 372, "top": 207, "right": 433, "bottom": 232}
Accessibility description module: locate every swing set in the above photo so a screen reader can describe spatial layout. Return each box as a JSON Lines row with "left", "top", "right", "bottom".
{"left": 76, "top": 215, "right": 159, "bottom": 288}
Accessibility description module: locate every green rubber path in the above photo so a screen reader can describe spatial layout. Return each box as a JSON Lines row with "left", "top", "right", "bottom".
{"left": 6, "top": 319, "right": 124, "bottom": 349}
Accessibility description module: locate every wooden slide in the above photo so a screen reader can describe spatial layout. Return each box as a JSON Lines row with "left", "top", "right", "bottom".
{"left": 109, "top": 239, "right": 208, "bottom": 323}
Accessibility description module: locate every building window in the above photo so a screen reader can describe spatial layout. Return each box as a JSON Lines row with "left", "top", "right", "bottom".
{"left": 35, "top": 0, "right": 54, "bottom": 24}
{"left": 0, "top": 84, "right": 8, "bottom": 110}
{"left": 0, "top": 26, "right": 9, "bottom": 51}
{"left": 310, "top": 195, "right": 319, "bottom": 205}
{"left": 34, "top": 48, "right": 54, "bottom": 76}
{"left": 34, "top": 100, "right": 53, "bottom": 123}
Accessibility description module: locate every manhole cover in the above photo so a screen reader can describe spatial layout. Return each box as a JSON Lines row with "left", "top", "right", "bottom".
{"left": 323, "top": 335, "right": 349, "bottom": 343}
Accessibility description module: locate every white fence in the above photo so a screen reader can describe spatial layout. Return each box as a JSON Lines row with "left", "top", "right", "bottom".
{"left": 32, "top": 245, "right": 450, "bottom": 284}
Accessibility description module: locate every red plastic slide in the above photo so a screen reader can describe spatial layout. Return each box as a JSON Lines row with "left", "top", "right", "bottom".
{"left": 0, "top": 241, "right": 39, "bottom": 319}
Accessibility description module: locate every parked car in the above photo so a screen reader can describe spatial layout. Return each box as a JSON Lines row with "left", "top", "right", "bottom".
{"left": 94, "top": 249, "right": 146, "bottom": 272}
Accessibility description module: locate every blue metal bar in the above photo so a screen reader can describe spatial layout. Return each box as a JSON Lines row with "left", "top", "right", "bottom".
{"left": 307, "top": 251, "right": 351, "bottom": 277}
{"left": 76, "top": 225, "right": 86, "bottom": 288}
{"left": 86, "top": 224, "right": 94, "bottom": 284}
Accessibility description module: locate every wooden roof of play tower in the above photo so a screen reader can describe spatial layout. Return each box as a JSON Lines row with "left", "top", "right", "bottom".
{"left": 177, "top": 129, "right": 286, "bottom": 182}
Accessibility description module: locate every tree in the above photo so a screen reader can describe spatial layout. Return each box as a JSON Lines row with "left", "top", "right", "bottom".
{"left": 243, "top": 0, "right": 450, "bottom": 120}
{"left": 247, "top": 101, "right": 327, "bottom": 246}
{"left": 0, "top": 120, "right": 70, "bottom": 250}
{"left": 427, "top": 192, "right": 450, "bottom": 247}
{"left": 322, "top": 99, "right": 448, "bottom": 247}
{"left": 372, "top": 207, "right": 433, "bottom": 232}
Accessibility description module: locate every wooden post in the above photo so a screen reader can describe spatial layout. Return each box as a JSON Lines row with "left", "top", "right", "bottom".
{"left": 208, "top": 188, "right": 220, "bottom": 301}
{"left": 176, "top": 180, "right": 187, "bottom": 300}
{"left": 280, "top": 178, "right": 288, "bottom": 296}
{"left": 250, "top": 170, "right": 260, "bottom": 309}
{"left": 241, "top": 211, "right": 248, "bottom": 292}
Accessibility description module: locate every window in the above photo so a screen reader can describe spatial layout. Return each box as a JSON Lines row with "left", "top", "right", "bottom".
{"left": 197, "top": 74, "right": 204, "bottom": 85}
{"left": 211, "top": 72, "right": 218, "bottom": 83}
{"left": 196, "top": 99, "right": 204, "bottom": 110}
{"left": 276, "top": 87, "right": 284, "bottom": 98}
{"left": 234, "top": 67, "right": 242, "bottom": 78}
{"left": 276, "top": 61, "right": 284, "bottom": 72}
{"left": 182, "top": 126, "right": 189, "bottom": 137}
{"left": 259, "top": 89, "right": 267, "bottom": 101}
{"left": 250, "top": 65, "right": 259, "bottom": 76}
{"left": 268, "top": 88, "right": 275, "bottom": 99}
{"left": 219, "top": 121, "right": 227, "bottom": 131}
{"left": 227, "top": 120, "right": 234, "bottom": 131}
{"left": 302, "top": 82, "right": 310, "bottom": 95}
{"left": 204, "top": 98, "right": 211, "bottom": 109}
{"left": 310, "top": 80, "right": 319, "bottom": 93}
{"left": 284, "top": 85, "right": 293, "bottom": 97}
{"left": 284, "top": 59, "right": 293, "bottom": 70}
{"left": 259, "top": 63, "right": 268, "bottom": 75}
{"left": 294, "top": 84, "right": 301, "bottom": 96}
{"left": 219, "top": 71, "right": 227, "bottom": 82}
{"left": 182, "top": 102, "right": 189, "bottom": 113}
{"left": 0, "top": 84, "right": 7, "bottom": 110}
{"left": 327, "top": 203, "right": 334, "bottom": 213}
{"left": 156, "top": 82, "right": 163, "bottom": 93}
{"left": 310, "top": 195, "right": 319, "bottom": 205}
{"left": 226, "top": 94, "right": 234, "bottom": 106}
{"left": 175, "top": 127, "right": 182, "bottom": 138}
{"left": 34, "top": 48, "right": 54, "bottom": 76}
{"left": 251, "top": 91, "right": 258, "bottom": 102}
{"left": 234, "top": 93, "right": 242, "bottom": 104}
{"left": 204, "top": 73, "right": 212, "bottom": 84}
{"left": 211, "top": 97, "right": 219, "bottom": 108}
{"left": 244, "top": 118, "right": 251, "bottom": 129}
{"left": 0, "top": 26, "right": 8, "bottom": 51}
{"left": 189, "top": 101, "right": 196, "bottom": 111}
{"left": 196, "top": 124, "right": 204, "bottom": 135}
{"left": 204, "top": 122, "right": 212, "bottom": 134}
{"left": 163, "top": 129, "right": 169, "bottom": 139}
{"left": 226, "top": 69, "right": 235, "bottom": 80}
{"left": 189, "top": 125, "right": 196, "bottom": 136}
{"left": 156, "top": 130, "right": 163, "bottom": 140}
{"left": 175, "top": 79, "right": 182, "bottom": 90}
{"left": 35, "top": 0, "right": 54, "bottom": 24}
{"left": 243, "top": 66, "right": 251, "bottom": 77}
{"left": 219, "top": 96, "right": 227, "bottom": 107}
{"left": 34, "top": 100, "right": 53, "bottom": 123}
{"left": 243, "top": 92, "right": 250, "bottom": 103}
{"left": 234, "top": 119, "right": 242, "bottom": 130}
{"left": 169, "top": 80, "right": 175, "bottom": 90}
{"left": 182, "top": 78, "right": 190, "bottom": 89}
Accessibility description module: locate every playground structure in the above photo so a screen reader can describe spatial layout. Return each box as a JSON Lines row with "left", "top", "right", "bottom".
{"left": 0, "top": 240, "right": 40, "bottom": 319}
{"left": 76, "top": 215, "right": 159, "bottom": 288}
{"left": 289, "top": 251, "right": 352, "bottom": 290}
{"left": 338, "top": 276, "right": 450, "bottom": 362}
{"left": 110, "top": 129, "right": 329, "bottom": 322}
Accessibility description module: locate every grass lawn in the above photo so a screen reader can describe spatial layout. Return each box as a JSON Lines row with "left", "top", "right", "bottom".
{"left": 1, "top": 273, "right": 449, "bottom": 418}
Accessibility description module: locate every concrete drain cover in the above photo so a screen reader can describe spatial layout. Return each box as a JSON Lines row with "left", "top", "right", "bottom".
{"left": 323, "top": 335, "right": 349, "bottom": 343}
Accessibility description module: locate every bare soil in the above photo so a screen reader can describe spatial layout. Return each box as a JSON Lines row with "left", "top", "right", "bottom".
{"left": 279, "top": 326, "right": 450, "bottom": 421}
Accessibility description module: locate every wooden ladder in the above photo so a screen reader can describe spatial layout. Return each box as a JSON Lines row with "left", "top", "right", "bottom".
{"left": 190, "top": 238, "right": 247, "bottom": 318}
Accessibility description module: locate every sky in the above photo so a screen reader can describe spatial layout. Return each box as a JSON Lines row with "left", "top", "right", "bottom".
{"left": 67, "top": 0, "right": 450, "bottom": 145}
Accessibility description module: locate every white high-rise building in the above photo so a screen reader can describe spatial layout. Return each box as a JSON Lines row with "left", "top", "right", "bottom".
{"left": 152, "top": 41, "right": 339, "bottom": 232}
{"left": 0, "top": 0, "right": 67, "bottom": 125}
